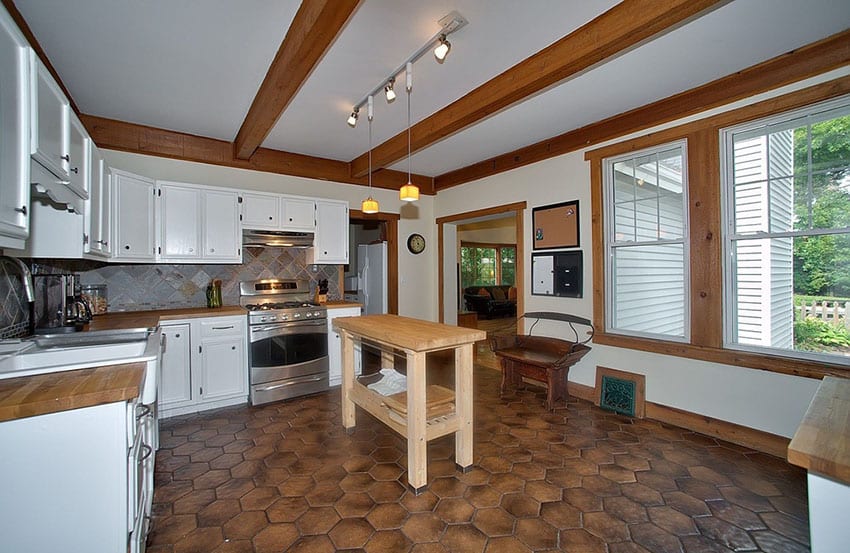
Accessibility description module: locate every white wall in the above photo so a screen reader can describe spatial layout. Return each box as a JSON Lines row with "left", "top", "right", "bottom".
{"left": 433, "top": 69, "right": 850, "bottom": 438}
{"left": 102, "top": 150, "right": 438, "bottom": 321}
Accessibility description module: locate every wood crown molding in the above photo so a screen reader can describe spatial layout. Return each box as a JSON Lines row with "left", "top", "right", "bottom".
{"left": 436, "top": 28, "right": 850, "bottom": 190}
{"left": 349, "top": 0, "right": 727, "bottom": 179}
{"left": 234, "top": 0, "right": 360, "bottom": 160}
{"left": 81, "top": 114, "right": 435, "bottom": 194}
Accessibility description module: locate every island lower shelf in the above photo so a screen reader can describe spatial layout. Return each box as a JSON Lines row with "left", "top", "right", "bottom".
{"left": 350, "top": 382, "right": 460, "bottom": 440}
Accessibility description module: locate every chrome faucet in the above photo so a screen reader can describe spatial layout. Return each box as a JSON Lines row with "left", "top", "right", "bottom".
{"left": 4, "top": 256, "right": 35, "bottom": 303}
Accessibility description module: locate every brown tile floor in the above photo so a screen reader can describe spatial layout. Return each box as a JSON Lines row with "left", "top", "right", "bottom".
{"left": 148, "top": 365, "right": 810, "bottom": 553}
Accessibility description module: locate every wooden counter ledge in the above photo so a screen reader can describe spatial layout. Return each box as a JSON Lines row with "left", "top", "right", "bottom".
{"left": 0, "top": 363, "right": 145, "bottom": 422}
{"left": 788, "top": 376, "right": 850, "bottom": 484}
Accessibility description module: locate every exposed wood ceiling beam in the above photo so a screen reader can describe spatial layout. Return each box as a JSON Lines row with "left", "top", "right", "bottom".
{"left": 435, "top": 29, "right": 850, "bottom": 190}
{"left": 348, "top": 0, "right": 728, "bottom": 178}
{"left": 233, "top": 0, "right": 360, "bottom": 160}
{"left": 82, "top": 114, "right": 434, "bottom": 194}
{"left": 3, "top": 0, "right": 80, "bottom": 115}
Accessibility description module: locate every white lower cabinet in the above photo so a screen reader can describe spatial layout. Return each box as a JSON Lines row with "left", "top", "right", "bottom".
{"left": 327, "top": 306, "right": 361, "bottom": 387}
{"left": 159, "top": 315, "right": 248, "bottom": 418}
{"left": 0, "top": 399, "right": 153, "bottom": 553}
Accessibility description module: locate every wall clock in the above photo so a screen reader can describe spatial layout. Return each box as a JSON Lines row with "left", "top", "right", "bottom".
{"left": 407, "top": 233, "right": 426, "bottom": 254}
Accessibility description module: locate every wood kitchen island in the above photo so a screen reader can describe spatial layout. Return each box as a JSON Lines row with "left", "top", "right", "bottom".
{"left": 332, "top": 314, "right": 486, "bottom": 492}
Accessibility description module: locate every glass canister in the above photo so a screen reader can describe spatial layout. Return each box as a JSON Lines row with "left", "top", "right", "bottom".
{"left": 80, "top": 284, "right": 108, "bottom": 315}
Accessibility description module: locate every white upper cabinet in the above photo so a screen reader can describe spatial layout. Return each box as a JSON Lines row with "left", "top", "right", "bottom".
{"left": 158, "top": 183, "right": 201, "bottom": 260}
{"left": 67, "top": 112, "right": 90, "bottom": 198}
{"left": 240, "top": 192, "right": 279, "bottom": 229}
{"left": 310, "top": 199, "right": 348, "bottom": 264}
{"left": 0, "top": 4, "right": 30, "bottom": 249}
{"left": 202, "top": 189, "right": 240, "bottom": 261}
{"left": 88, "top": 146, "right": 112, "bottom": 257}
{"left": 113, "top": 170, "right": 156, "bottom": 261}
{"left": 158, "top": 181, "right": 241, "bottom": 263}
{"left": 280, "top": 197, "right": 315, "bottom": 231}
{"left": 29, "top": 52, "right": 70, "bottom": 181}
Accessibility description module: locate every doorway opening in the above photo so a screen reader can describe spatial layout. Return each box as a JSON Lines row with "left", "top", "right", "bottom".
{"left": 347, "top": 209, "right": 399, "bottom": 314}
{"left": 437, "top": 202, "right": 526, "bottom": 362}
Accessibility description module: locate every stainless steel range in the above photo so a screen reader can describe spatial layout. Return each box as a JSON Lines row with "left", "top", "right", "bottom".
{"left": 240, "top": 279, "right": 329, "bottom": 405}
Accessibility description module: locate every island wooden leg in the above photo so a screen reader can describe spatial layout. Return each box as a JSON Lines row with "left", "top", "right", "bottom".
{"left": 407, "top": 351, "right": 428, "bottom": 493}
{"left": 455, "top": 343, "right": 473, "bottom": 472}
{"left": 340, "top": 330, "right": 356, "bottom": 431}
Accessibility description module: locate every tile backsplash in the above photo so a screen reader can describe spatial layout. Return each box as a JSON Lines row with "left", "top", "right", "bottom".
{"left": 0, "top": 247, "right": 340, "bottom": 336}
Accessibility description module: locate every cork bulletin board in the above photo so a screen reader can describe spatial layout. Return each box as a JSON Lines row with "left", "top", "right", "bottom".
{"left": 533, "top": 200, "right": 579, "bottom": 250}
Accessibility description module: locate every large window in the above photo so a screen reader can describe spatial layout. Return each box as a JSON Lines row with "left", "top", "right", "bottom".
{"left": 603, "top": 141, "right": 689, "bottom": 339}
{"left": 460, "top": 243, "right": 516, "bottom": 289}
{"left": 723, "top": 97, "right": 850, "bottom": 362}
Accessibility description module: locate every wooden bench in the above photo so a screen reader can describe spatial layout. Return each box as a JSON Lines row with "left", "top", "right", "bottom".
{"left": 490, "top": 312, "right": 592, "bottom": 411}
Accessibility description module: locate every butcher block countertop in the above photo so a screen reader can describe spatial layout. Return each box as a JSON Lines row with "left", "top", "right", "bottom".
{"left": 324, "top": 301, "right": 362, "bottom": 309}
{"left": 0, "top": 362, "right": 145, "bottom": 422}
{"left": 333, "top": 314, "right": 486, "bottom": 352}
{"left": 85, "top": 305, "right": 246, "bottom": 331}
{"left": 1, "top": 306, "right": 245, "bottom": 423}
{"left": 788, "top": 376, "right": 850, "bottom": 484}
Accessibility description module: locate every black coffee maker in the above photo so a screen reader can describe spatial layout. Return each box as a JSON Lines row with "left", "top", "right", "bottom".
{"left": 31, "top": 274, "right": 92, "bottom": 334}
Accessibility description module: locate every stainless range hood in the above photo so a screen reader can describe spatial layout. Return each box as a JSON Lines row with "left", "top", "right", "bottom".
{"left": 242, "top": 229, "right": 315, "bottom": 248}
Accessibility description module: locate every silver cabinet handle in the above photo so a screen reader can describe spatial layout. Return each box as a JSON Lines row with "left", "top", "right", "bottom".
{"left": 70, "top": 167, "right": 79, "bottom": 174}
{"left": 60, "top": 154, "right": 70, "bottom": 162}
{"left": 14, "top": 206, "right": 26, "bottom": 215}
{"left": 212, "top": 325, "right": 234, "bottom": 330}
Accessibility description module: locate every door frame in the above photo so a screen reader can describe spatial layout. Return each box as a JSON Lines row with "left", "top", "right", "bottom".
{"left": 348, "top": 209, "right": 399, "bottom": 314}
{"left": 436, "top": 201, "right": 527, "bottom": 324}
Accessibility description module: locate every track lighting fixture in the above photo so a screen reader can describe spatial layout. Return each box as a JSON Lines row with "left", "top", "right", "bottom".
{"left": 361, "top": 96, "right": 379, "bottom": 214}
{"left": 384, "top": 78, "right": 396, "bottom": 102}
{"left": 434, "top": 34, "right": 451, "bottom": 62}
{"left": 347, "top": 108, "right": 359, "bottom": 128}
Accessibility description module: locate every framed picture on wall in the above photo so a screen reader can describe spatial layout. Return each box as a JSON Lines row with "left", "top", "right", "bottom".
{"left": 532, "top": 200, "right": 579, "bottom": 250}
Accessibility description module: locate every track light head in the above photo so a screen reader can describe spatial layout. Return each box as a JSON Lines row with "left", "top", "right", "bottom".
{"left": 434, "top": 34, "right": 451, "bottom": 62}
{"left": 347, "top": 108, "right": 359, "bottom": 127}
{"left": 384, "top": 78, "right": 396, "bottom": 102}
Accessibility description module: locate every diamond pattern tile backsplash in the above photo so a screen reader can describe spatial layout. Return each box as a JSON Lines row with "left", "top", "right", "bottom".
{"left": 0, "top": 247, "right": 340, "bottom": 337}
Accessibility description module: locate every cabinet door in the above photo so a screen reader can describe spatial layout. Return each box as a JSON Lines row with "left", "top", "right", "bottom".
{"left": 66, "top": 113, "right": 89, "bottom": 199}
{"left": 30, "top": 53, "right": 69, "bottom": 179}
{"left": 113, "top": 170, "right": 155, "bottom": 261}
{"left": 159, "top": 324, "right": 193, "bottom": 408}
{"left": 326, "top": 307, "right": 361, "bottom": 386}
{"left": 312, "top": 200, "right": 349, "bottom": 264}
{"left": 240, "top": 192, "right": 279, "bottom": 229}
{"left": 159, "top": 183, "right": 201, "bottom": 260}
{"left": 99, "top": 166, "right": 113, "bottom": 256}
{"left": 88, "top": 147, "right": 111, "bottom": 257}
{"left": 203, "top": 189, "right": 240, "bottom": 261}
{"left": 200, "top": 337, "right": 246, "bottom": 402}
{"left": 0, "top": 8, "right": 30, "bottom": 248}
{"left": 280, "top": 197, "right": 315, "bottom": 231}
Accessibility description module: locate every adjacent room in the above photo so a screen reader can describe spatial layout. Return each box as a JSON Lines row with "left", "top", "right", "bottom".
{"left": 0, "top": 1, "right": 848, "bottom": 552}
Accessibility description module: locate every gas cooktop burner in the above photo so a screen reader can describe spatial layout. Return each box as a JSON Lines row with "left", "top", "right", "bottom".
{"left": 244, "top": 301, "right": 320, "bottom": 311}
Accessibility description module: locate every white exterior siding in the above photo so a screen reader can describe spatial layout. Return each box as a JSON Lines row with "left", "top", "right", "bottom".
{"left": 731, "top": 131, "right": 794, "bottom": 348}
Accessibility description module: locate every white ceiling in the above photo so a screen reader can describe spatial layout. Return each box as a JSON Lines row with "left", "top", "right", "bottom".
{"left": 14, "top": 0, "right": 850, "bottom": 179}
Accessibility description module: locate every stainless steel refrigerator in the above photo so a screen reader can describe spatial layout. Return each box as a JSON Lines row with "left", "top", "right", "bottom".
{"left": 356, "top": 242, "right": 387, "bottom": 315}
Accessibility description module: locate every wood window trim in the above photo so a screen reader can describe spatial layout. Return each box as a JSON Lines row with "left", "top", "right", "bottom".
{"left": 460, "top": 242, "right": 518, "bottom": 286}
{"left": 587, "top": 74, "right": 850, "bottom": 381}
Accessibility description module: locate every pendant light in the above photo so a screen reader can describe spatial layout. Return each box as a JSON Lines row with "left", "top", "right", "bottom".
{"left": 361, "top": 96, "right": 379, "bottom": 214}
{"left": 399, "top": 62, "right": 420, "bottom": 202}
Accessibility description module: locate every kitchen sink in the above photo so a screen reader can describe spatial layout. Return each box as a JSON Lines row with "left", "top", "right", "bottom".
{"left": 0, "top": 329, "right": 161, "bottom": 401}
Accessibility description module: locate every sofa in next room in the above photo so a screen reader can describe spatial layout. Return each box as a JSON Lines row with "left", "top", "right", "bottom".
{"left": 462, "top": 285, "right": 517, "bottom": 319}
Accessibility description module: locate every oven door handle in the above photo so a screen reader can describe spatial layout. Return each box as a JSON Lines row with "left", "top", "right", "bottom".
{"left": 254, "top": 375, "right": 325, "bottom": 392}
{"left": 251, "top": 319, "right": 327, "bottom": 338}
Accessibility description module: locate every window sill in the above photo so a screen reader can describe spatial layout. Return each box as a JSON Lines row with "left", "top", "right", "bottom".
{"left": 593, "top": 332, "right": 847, "bottom": 380}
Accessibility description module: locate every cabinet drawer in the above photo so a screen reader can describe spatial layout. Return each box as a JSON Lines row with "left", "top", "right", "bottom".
{"left": 199, "top": 316, "right": 245, "bottom": 339}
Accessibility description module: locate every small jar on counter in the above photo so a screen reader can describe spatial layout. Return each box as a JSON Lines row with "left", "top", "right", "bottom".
{"left": 80, "top": 284, "right": 108, "bottom": 315}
